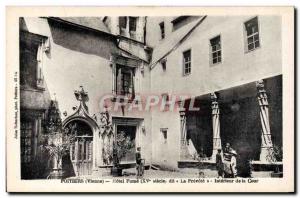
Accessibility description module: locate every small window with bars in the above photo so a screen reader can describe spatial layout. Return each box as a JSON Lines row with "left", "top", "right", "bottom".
{"left": 244, "top": 17, "right": 260, "bottom": 51}
{"left": 161, "top": 128, "right": 168, "bottom": 144}
{"left": 160, "top": 59, "right": 167, "bottom": 71}
{"left": 159, "top": 22, "right": 165, "bottom": 39}
{"left": 161, "top": 93, "right": 169, "bottom": 111}
{"left": 210, "top": 35, "right": 222, "bottom": 65}
{"left": 183, "top": 49, "right": 191, "bottom": 75}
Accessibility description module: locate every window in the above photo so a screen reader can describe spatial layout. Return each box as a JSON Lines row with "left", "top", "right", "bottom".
{"left": 161, "top": 128, "right": 168, "bottom": 143}
{"left": 119, "top": 16, "right": 138, "bottom": 40}
{"left": 119, "top": 17, "right": 127, "bottom": 29}
{"left": 129, "top": 17, "right": 137, "bottom": 32}
{"left": 159, "top": 22, "right": 165, "bottom": 39}
{"left": 210, "top": 35, "right": 222, "bottom": 64}
{"left": 119, "top": 17, "right": 127, "bottom": 36}
{"left": 78, "top": 142, "right": 83, "bottom": 160}
{"left": 161, "top": 93, "right": 169, "bottom": 111}
{"left": 183, "top": 50, "right": 191, "bottom": 75}
{"left": 21, "top": 120, "right": 33, "bottom": 164}
{"left": 71, "top": 144, "right": 75, "bottom": 160}
{"left": 172, "top": 16, "right": 199, "bottom": 31}
{"left": 88, "top": 141, "right": 93, "bottom": 160}
{"left": 115, "top": 64, "right": 135, "bottom": 99}
{"left": 244, "top": 17, "right": 260, "bottom": 51}
{"left": 20, "top": 31, "right": 48, "bottom": 89}
{"left": 129, "top": 17, "right": 137, "bottom": 39}
{"left": 161, "top": 59, "right": 167, "bottom": 71}
{"left": 36, "top": 44, "right": 44, "bottom": 87}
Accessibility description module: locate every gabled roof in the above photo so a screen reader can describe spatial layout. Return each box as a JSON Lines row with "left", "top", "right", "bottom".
{"left": 150, "top": 16, "right": 206, "bottom": 69}
{"left": 58, "top": 17, "right": 110, "bottom": 34}
{"left": 46, "top": 17, "right": 115, "bottom": 38}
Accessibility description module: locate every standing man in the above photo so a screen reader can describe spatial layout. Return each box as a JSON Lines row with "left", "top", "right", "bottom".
{"left": 216, "top": 149, "right": 223, "bottom": 178}
{"left": 136, "top": 147, "right": 143, "bottom": 177}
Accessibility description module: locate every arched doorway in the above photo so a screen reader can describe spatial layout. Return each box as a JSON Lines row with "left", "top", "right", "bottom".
{"left": 65, "top": 120, "right": 93, "bottom": 176}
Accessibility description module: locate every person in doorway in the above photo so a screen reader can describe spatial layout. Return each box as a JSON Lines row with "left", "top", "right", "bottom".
{"left": 216, "top": 149, "right": 224, "bottom": 178}
{"left": 223, "top": 143, "right": 237, "bottom": 178}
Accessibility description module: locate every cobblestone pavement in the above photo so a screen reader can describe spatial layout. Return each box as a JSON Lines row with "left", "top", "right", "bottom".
{"left": 73, "top": 168, "right": 272, "bottom": 179}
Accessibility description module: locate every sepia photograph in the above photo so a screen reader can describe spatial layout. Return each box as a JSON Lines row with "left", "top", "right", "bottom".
{"left": 6, "top": 6, "right": 294, "bottom": 192}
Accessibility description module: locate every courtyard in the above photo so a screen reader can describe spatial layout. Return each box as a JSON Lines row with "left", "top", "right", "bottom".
{"left": 71, "top": 168, "right": 273, "bottom": 179}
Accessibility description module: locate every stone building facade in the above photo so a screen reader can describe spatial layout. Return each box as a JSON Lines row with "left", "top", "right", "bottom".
{"left": 147, "top": 16, "right": 282, "bottom": 174}
{"left": 19, "top": 15, "right": 282, "bottom": 178}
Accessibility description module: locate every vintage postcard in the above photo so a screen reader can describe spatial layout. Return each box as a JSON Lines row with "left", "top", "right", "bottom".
{"left": 6, "top": 6, "right": 294, "bottom": 192}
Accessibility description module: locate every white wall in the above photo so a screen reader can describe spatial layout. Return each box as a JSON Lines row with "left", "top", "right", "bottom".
{"left": 149, "top": 15, "right": 282, "bottom": 168}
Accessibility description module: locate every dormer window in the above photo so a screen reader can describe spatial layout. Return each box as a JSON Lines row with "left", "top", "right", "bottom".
{"left": 171, "top": 16, "right": 199, "bottom": 31}
{"left": 119, "top": 16, "right": 138, "bottom": 40}
{"left": 119, "top": 17, "right": 127, "bottom": 28}
{"left": 129, "top": 17, "right": 137, "bottom": 32}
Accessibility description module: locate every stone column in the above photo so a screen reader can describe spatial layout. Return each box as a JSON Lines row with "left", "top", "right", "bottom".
{"left": 179, "top": 104, "right": 187, "bottom": 147}
{"left": 179, "top": 101, "right": 189, "bottom": 160}
{"left": 74, "top": 139, "right": 79, "bottom": 176}
{"left": 210, "top": 93, "right": 222, "bottom": 161}
{"left": 92, "top": 127, "right": 97, "bottom": 171}
{"left": 256, "top": 80, "right": 274, "bottom": 162}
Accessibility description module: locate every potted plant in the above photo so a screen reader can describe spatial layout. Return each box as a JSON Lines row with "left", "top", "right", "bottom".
{"left": 41, "top": 126, "right": 75, "bottom": 179}
{"left": 111, "top": 131, "right": 134, "bottom": 177}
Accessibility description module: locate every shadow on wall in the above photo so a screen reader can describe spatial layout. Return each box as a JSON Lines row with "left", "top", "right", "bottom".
{"left": 219, "top": 75, "right": 282, "bottom": 177}
{"left": 186, "top": 102, "right": 213, "bottom": 157}
{"left": 265, "top": 75, "right": 282, "bottom": 148}
{"left": 47, "top": 19, "right": 118, "bottom": 60}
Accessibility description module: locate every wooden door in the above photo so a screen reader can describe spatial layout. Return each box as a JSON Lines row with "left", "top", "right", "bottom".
{"left": 70, "top": 136, "right": 93, "bottom": 176}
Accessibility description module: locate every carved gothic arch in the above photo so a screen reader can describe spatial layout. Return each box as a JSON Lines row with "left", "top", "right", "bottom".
{"left": 62, "top": 103, "right": 99, "bottom": 132}
{"left": 62, "top": 86, "right": 99, "bottom": 131}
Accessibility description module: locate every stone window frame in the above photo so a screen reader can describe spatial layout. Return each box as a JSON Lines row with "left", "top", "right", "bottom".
{"left": 119, "top": 16, "right": 138, "bottom": 40}
{"left": 159, "top": 21, "right": 165, "bottom": 40}
{"left": 161, "top": 93, "right": 170, "bottom": 111}
{"left": 243, "top": 16, "right": 261, "bottom": 53}
{"left": 160, "top": 58, "right": 167, "bottom": 71}
{"left": 209, "top": 34, "right": 222, "bottom": 66}
{"left": 182, "top": 49, "right": 192, "bottom": 76}
{"left": 160, "top": 128, "right": 168, "bottom": 144}
{"left": 115, "top": 64, "right": 135, "bottom": 99}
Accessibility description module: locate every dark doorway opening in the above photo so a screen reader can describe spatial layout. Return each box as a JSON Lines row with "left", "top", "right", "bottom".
{"left": 116, "top": 125, "right": 136, "bottom": 162}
